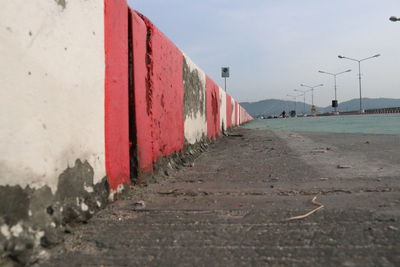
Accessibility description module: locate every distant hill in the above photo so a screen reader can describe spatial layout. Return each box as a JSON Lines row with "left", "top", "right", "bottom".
{"left": 240, "top": 99, "right": 314, "bottom": 116}
{"left": 240, "top": 98, "right": 400, "bottom": 116}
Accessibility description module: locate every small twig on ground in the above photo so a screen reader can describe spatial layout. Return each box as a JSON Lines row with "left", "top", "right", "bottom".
{"left": 157, "top": 189, "right": 179, "bottom": 195}
{"left": 227, "top": 134, "right": 243, "bottom": 137}
{"left": 285, "top": 195, "right": 324, "bottom": 221}
{"left": 337, "top": 165, "right": 352, "bottom": 169}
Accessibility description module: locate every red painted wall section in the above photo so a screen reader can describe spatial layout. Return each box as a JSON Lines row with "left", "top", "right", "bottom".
{"left": 104, "top": 0, "right": 130, "bottom": 190}
{"left": 146, "top": 17, "right": 184, "bottom": 161}
{"left": 131, "top": 10, "right": 153, "bottom": 174}
{"left": 226, "top": 94, "right": 232, "bottom": 129}
{"left": 245, "top": 110, "right": 253, "bottom": 122}
{"left": 238, "top": 106, "right": 241, "bottom": 125}
{"left": 206, "top": 76, "right": 221, "bottom": 139}
{"left": 235, "top": 102, "right": 239, "bottom": 126}
{"left": 105, "top": 5, "right": 252, "bottom": 182}
{"left": 135, "top": 13, "right": 184, "bottom": 166}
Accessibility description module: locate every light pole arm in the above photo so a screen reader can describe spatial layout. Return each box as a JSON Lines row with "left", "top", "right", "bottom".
{"left": 338, "top": 55, "right": 359, "bottom": 62}
{"left": 301, "top": 84, "right": 323, "bottom": 90}
{"left": 319, "top": 71, "right": 335, "bottom": 76}
{"left": 300, "top": 84, "right": 312, "bottom": 90}
{"left": 336, "top": 69, "right": 351, "bottom": 76}
{"left": 360, "top": 54, "right": 380, "bottom": 62}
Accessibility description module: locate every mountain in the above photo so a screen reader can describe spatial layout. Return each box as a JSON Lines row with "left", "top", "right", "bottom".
{"left": 240, "top": 98, "right": 400, "bottom": 116}
{"left": 240, "top": 99, "right": 314, "bottom": 116}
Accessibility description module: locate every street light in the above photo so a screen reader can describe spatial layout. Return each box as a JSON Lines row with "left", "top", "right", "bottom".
{"left": 287, "top": 94, "right": 302, "bottom": 116}
{"left": 318, "top": 69, "right": 351, "bottom": 114}
{"left": 390, "top": 16, "right": 400, "bottom": 22}
{"left": 300, "top": 84, "right": 323, "bottom": 116}
{"left": 294, "top": 89, "right": 310, "bottom": 116}
{"left": 338, "top": 54, "right": 380, "bottom": 113}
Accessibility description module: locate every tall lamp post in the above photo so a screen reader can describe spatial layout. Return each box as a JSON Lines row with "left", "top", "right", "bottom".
{"left": 287, "top": 94, "right": 302, "bottom": 116}
{"left": 294, "top": 89, "right": 310, "bottom": 116}
{"left": 338, "top": 54, "right": 380, "bottom": 113}
{"left": 300, "top": 84, "right": 323, "bottom": 116}
{"left": 318, "top": 69, "right": 351, "bottom": 115}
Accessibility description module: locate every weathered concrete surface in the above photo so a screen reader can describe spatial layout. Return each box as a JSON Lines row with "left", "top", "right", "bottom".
{"left": 43, "top": 128, "right": 400, "bottom": 266}
{"left": 0, "top": 160, "right": 110, "bottom": 266}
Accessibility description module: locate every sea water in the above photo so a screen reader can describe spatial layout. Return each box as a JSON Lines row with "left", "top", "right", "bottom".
{"left": 243, "top": 114, "right": 400, "bottom": 135}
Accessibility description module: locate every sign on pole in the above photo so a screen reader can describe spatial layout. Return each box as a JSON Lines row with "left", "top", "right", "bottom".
{"left": 221, "top": 67, "right": 230, "bottom": 78}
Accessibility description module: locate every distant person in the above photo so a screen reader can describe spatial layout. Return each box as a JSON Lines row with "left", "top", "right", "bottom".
{"left": 281, "top": 111, "right": 286, "bottom": 118}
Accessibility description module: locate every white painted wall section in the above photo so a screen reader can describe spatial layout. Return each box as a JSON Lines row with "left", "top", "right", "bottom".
{"left": 0, "top": 0, "right": 106, "bottom": 192}
{"left": 219, "top": 88, "right": 227, "bottom": 132}
{"left": 182, "top": 54, "right": 207, "bottom": 144}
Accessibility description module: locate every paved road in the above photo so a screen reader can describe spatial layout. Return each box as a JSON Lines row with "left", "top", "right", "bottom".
{"left": 44, "top": 128, "right": 400, "bottom": 266}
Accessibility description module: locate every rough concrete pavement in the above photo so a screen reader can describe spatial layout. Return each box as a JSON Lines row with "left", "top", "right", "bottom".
{"left": 43, "top": 128, "right": 400, "bottom": 266}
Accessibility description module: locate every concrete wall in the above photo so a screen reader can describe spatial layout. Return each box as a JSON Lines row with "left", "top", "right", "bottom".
{"left": 0, "top": 0, "right": 130, "bottom": 263}
{"left": 219, "top": 88, "right": 227, "bottom": 133}
{"left": 104, "top": 0, "right": 131, "bottom": 191}
{"left": 231, "top": 98, "right": 237, "bottom": 127}
{"left": 132, "top": 11, "right": 186, "bottom": 179}
{"left": 0, "top": 0, "right": 106, "bottom": 193}
{"left": 131, "top": 11, "right": 252, "bottom": 179}
{"left": 235, "top": 102, "right": 240, "bottom": 126}
{"left": 0, "top": 1, "right": 252, "bottom": 263}
{"left": 145, "top": 17, "right": 185, "bottom": 162}
{"left": 183, "top": 55, "right": 207, "bottom": 145}
{"left": 131, "top": 10, "right": 153, "bottom": 174}
{"left": 206, "top": 76, "right": 221, "bottom": 139}
{"left": 238, "top": 105, "right": 252, "bottom": 124}
{"left": 226, "top": 95, "right": 233, "bottom": 129}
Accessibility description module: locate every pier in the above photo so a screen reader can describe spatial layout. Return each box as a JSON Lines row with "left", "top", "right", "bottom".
{"left": 44, "top": 128, "right": 400, "bottom": 266}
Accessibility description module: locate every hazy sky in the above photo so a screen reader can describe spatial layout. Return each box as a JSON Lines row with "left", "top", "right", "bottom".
{"left": 128, "top": 0, "right": 400, "bottom": 106}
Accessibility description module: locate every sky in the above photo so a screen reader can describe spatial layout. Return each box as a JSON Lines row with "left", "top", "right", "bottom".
{"left": 128, "top": 0, "right": 400, "bottom": 107}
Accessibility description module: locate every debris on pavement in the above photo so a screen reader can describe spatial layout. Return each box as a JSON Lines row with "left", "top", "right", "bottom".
{"left": 157, "top": 189, "right": 179, "bottom": 195}
{"left": 227, "top": 134, "right": 244, "bottom": 137}
{"left": 285, "top": 195, "right": 324, "bottom": 221}
{"left": 131, "top": 200, "right": 146, "bottom": 210}
{"left": 337, "top": 165, "right": 352, "bottom": 169}
{"left": 311, "top": 149, "right": 327, "bottom": 153}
